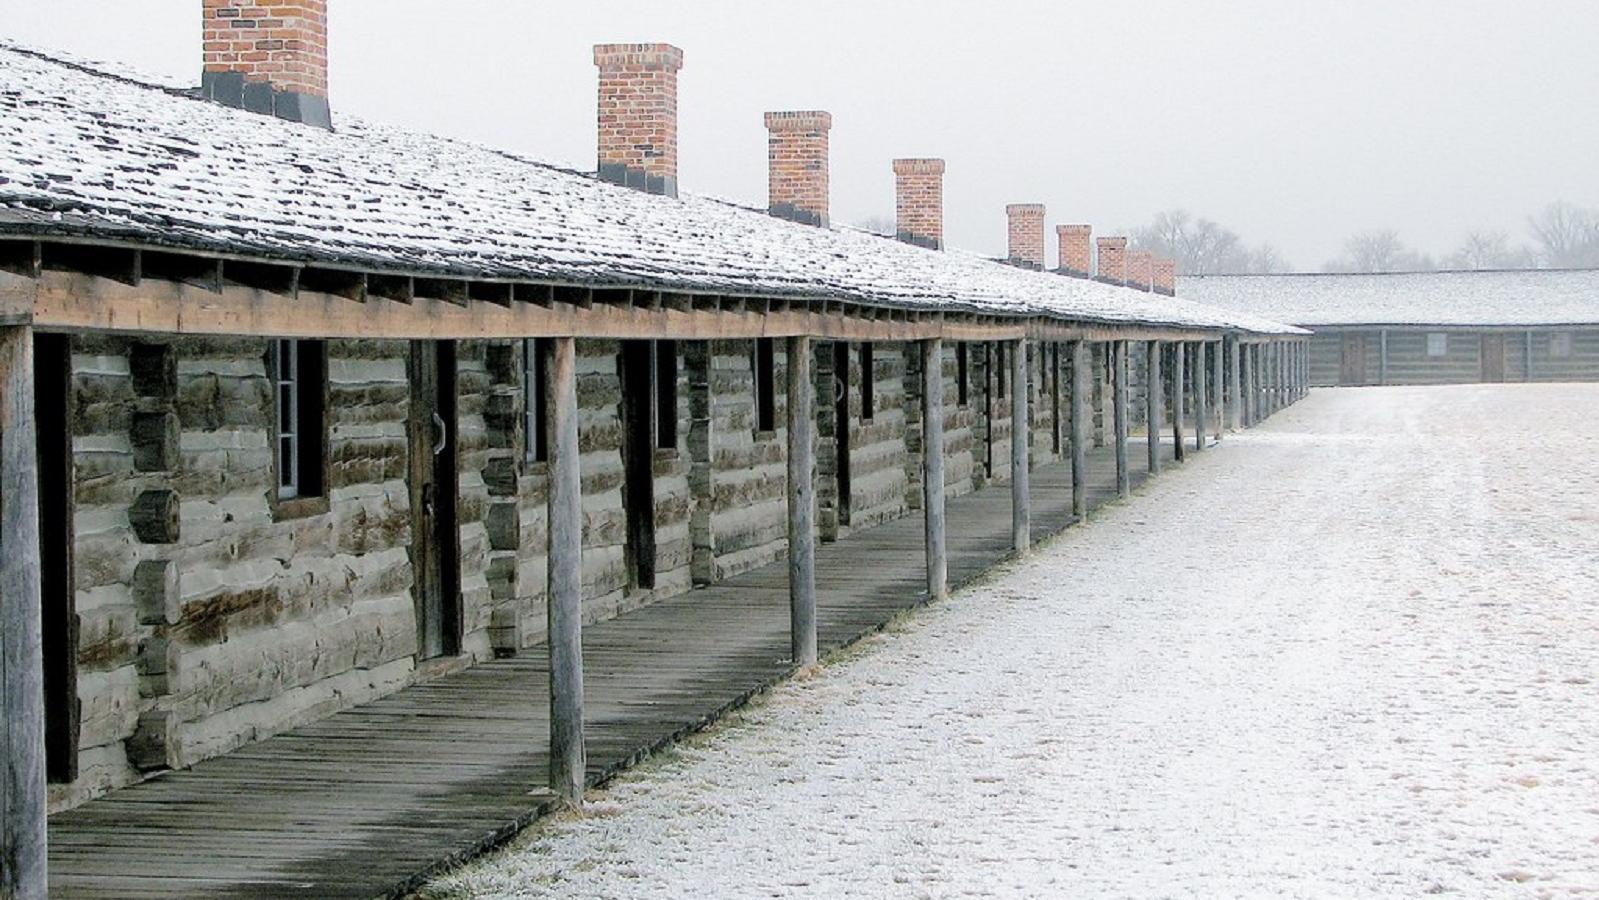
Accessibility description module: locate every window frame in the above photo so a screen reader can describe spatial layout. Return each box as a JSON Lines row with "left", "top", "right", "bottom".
{"left": 1549, "top": 332, "right": 1573, "bottom": 359}
{"left": 523, "top": 337, "right": 549, "bottom": 465}
{"left": 956, "top": 342, "right": 969, "bottom": 408}
{"left": 654, "top": 339, "right": 678, "bottom": 450}
{"left": 753, "top": 337, "right": 776, "bottom": 434}
{"left": 859, "top": 342, "right": 875, "bottom": 422}
{"left": 269, "top": 338, "right": 330, "bottom": 520}
{"left": 1425, "top": 333, "right": 1448, "bottom": 358}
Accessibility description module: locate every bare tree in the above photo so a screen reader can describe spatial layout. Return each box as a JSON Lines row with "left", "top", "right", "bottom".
{"left": 1527, "top": 202, "right": 1599, "bottom": 268}
{"left": 1339, "top": 229, "right": 1406, "bottom": 272}
{"left": 1247, "top": 243, "right": 1291, "bottom": 274}
{"left": 1446, "top": 231, "right": 1513, "bottom": 269}
{"left": 1130, "top": 209, "right": 1256, "bottom": 275}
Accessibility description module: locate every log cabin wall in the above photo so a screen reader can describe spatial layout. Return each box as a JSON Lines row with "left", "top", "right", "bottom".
{"left": 55, "top": 335, "right": 423, "bottom": 812}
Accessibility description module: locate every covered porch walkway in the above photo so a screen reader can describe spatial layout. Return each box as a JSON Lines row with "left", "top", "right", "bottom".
{"left": 48, "top": 436, "right": 1189, "bottom": 898}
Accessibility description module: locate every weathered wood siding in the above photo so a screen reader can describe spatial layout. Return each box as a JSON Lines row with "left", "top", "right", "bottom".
{"left": 59, "top": 335, "right": 421, "bottom": 811}
{"left": 1308, "top": 332, "right": 1342, "bottom": 386}
{"left": 1528, "top": 329, "right": 1599, "bottom": 382}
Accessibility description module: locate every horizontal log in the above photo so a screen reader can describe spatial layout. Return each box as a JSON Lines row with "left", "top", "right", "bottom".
{"left": 33, "top": 270, "right": 1250, "bottom": 345}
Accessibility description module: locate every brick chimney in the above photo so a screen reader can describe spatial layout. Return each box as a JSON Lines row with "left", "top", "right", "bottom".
{"left": 1095, "top": 236, "right": 1127, "bottom": 285}
{"left": 1127, "top": 250, "right": 1154, "bottom": 292}
{"left": 1153, "top": 258, "right": 1176, "bottom": 296}
{"left": 594, "top": 43, "right": 685, "bottom": 197}
{"left": 200, "top": 0, "right": 331, "bottom": 128}
{"left": 765, "top": 111, "right": 832, "bottom": 227}
{"left": 893, "top": 159, "right": 946, "bottom": 250}
{"left": 1005, "top": 204, "right": 1046, "bottom": 269}
{"left": 1057, "top": 225, "right": 1092, "bottom": 278}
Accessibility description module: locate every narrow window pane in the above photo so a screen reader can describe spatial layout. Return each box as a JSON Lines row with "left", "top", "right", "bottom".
{"left": 860, "top": 343, "right": 874, "bottom": 421}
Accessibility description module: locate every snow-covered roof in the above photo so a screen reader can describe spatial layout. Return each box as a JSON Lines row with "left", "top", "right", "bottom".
{"left": 0, "top": 43, "right": 1301, "bottom": 336}
{"left": 1182, "top": 270, "right": 1599, "bottom": 328}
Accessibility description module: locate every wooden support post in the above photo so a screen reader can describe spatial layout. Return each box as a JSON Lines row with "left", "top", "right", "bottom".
{"left": 1010, "top": 339, "right": 1029, "bottom": 555}
{"left": 1525, "top": 330, "right": 1534, "bottom": 382}
{"left": 1227, "top": 337, "right": 1243, "bottom": 431}
{"left": 545, "top": 335, "right": 586, "bottom": 805}
{"left": 921, "top": 339, "right": 947, "bottom": 601}
{"left": 1379, "top": 329, "right": 1389, "bottom": 386}
{"left": 1070, "top": 340, "right": 1088, "bottom": 520}
{"left": 1171, "top": 342, "right": 1187, "bottom": 462}
{"left": 1211, "top": 340, "right": 1225, "bottom": 439}
{"left": 1194, "top": 341, "right": 1208, "bottom": 451}
{"left": 1145, "top": 341, "right": 1162, "bottom": 475}
{"left": 786, "top": 336, "right": 817, "bottom": 666}
{"left": 0, "top": 325, "right": 46, "bottom": 900}
{"left": 1112, "top": 341, "right": 1130, "bottom": 497}
{"left": 1093, "top": 346, "right": 1109, "bottom": 449}
{"left": 1242, "top": 344, "right": 1255, "bottom": 426}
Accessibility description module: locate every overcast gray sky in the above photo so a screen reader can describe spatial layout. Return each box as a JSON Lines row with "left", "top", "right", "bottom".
{"left": 6, "top": 0, "right": 1598, "bottom": 269}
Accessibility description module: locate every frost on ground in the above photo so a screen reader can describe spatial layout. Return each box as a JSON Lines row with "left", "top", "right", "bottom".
{"left": 428, "top": 385, "right": 1599, "bottom": 899}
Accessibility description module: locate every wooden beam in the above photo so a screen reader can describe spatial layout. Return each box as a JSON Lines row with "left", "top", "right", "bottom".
{"left": 0, "top": 325, "right": 46, "bottom": 899}
{"left": 1145, "top": 340, "right": 1163, "bottom": 475}
{"left": 29, "top": 268, "right": 1245, "bottom": 346}
{"left": 544, "top": 336, "right": 585, "bottom": 806}
{"left": 1113, "top": 341, "right": 1130, "bottom": 498}
{"left": 1379, "top": 329, "right": 1389, "bottom": 386}
{"left": 921, "top": 338, "right": 947, "bottom": 602}
{"left": 1070, "top": 340, "right": 1088, "bottom": 520}
{"left": 0, "top": 272, "right": 37, "bottom": 327}
{"left": 1194, "top": 341, "right": 1208, "bottom": 452}
{"left": 1011, "top": 338, "right": 1029, "bottom": 555}
{"left": 786, "top": 335, "right": 817, "bottom": 667}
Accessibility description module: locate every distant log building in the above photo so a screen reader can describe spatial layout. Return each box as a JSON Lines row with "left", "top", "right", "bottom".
{"left": 1185, "top": 271, "right": 1599, "bottom": 386}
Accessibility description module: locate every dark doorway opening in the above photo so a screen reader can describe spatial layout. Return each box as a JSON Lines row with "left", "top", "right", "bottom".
{"left": 1340, "top": 334, "right": 1368, "bottom": 386}
{"left": 36, "top": 332, "right": 78, "bottom": 783}
{"left": 832, "top": 341, "right": 851, "bottom": 527}
{"left": 408, "top": 340, "right": 461, "bottom": 661}
{"left": 1481, "top": 334, "right": 1506, "bottom": 382}
{"left": 620, "top": 340, "right": 658, "bottom": 591}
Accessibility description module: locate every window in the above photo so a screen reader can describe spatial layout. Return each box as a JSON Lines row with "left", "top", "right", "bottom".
{"left": 523, "top": 338, "right": 549, "bottom": 463}
{"left": 859, "top": 343, "right": 875, "bottom": 421}
{"left": 1550, "top": 332, "right": 1573, "bottom": 358}
{"left": 956, "top": 342, "right": 969, "bottom": 407}
{"left": 753, "top": 338, "right": 776, "bottom": 433}
{"left": 273, "top": 338, "right": 327, "bottom": 503}
{"left": 1426, "top": 333, "right": 1448, "bottom": 358}
{"left": 654, "top": 340, "right": 678, "bottom": 448}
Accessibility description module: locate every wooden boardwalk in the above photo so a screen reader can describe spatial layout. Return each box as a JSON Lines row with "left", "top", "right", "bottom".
{"left": 48, "top": 437, "right": 1184, "bottom": 898}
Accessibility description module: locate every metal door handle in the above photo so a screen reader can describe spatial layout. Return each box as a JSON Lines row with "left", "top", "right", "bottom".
{"left": 432, "top": 411, "right": 447, "bottom": 455}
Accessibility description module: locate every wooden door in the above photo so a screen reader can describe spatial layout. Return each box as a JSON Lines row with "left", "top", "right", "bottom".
{"left": 1340, "top": 334, "right": 1367, "bottom": 386}
{"left": 408, "top": 340, "right": 460, "bottom": 660}
{"left": 35, "top": 333, "right": 78, "bottom": 782}
{"left": 619, "top": 341, "right": 657, "bottom": 591}
{"left": 832, "top": 341, "right": 851, "bottom": 526}
{"left": 1480, "top": 334, "right": 1506, "bottom": 382}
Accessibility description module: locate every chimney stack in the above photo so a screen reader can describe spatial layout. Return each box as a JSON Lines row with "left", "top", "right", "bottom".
{"left": 893, "top": 159, "right": 946, "bottom": 250}
{"left": 200, "top": 0, "right": 330, "bottom": 128}
{"left": 1127, "top": 250, "right": 1154, "bottom": 292}
{"left": 1005, "top": 204, "right": 1046, "bottom": 269}
{"left": 765, "top": 111, "right": 832, "bottom": 227}
{"left": 594, "top": 43, "right": 685, "bottom": 197}
{"left": 1095, "top": 236, "right": 1128, "bottom": 285}
{"left": 1153, "top": 258, "right": 1176, "bottom": 296}
{"left": 1057, "top": 225, "right": 1092, "bottom": 278}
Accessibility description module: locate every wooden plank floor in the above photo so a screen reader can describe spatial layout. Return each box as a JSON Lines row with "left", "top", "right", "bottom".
{"left": 48, "top": 436, "right": 1189, "bottom": 899}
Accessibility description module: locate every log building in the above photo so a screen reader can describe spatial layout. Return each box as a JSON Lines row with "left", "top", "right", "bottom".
{"left": 1185, "top": 270, "right": 1599, "bottom": 386}
{"left": 0, "top": 11, "right": 1308, "bottom": 895}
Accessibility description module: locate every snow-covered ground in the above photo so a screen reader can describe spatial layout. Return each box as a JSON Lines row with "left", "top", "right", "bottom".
{"left": 428, "top": 385, "right": 1599, "bottom": 899}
